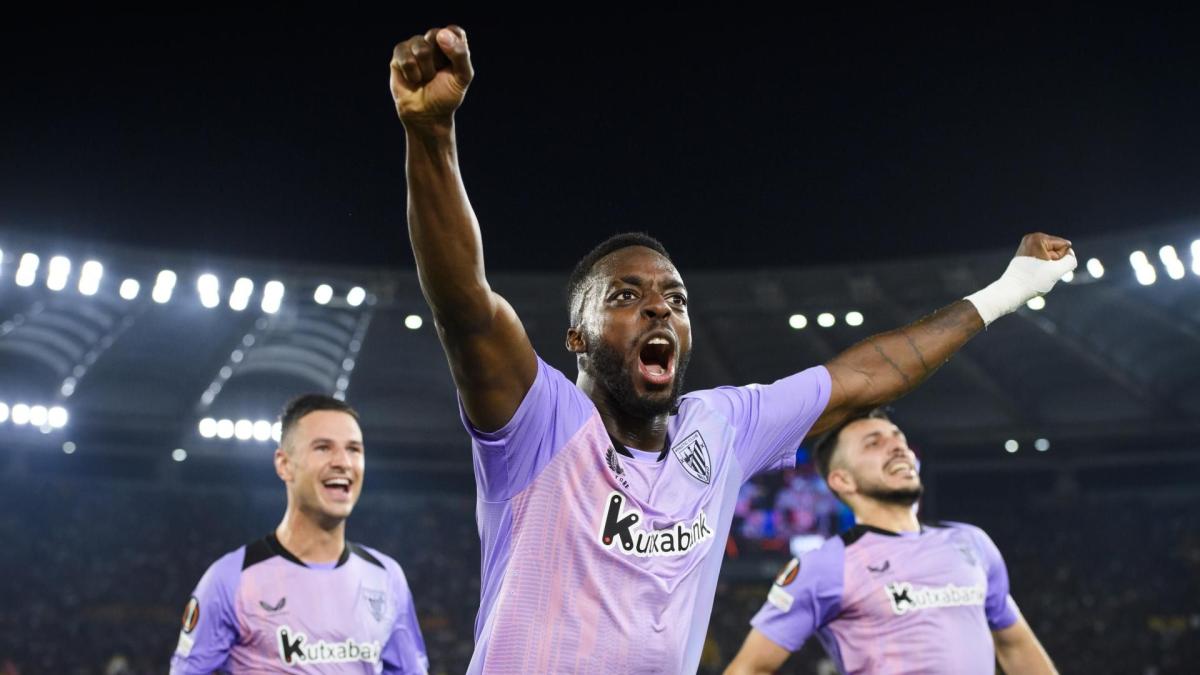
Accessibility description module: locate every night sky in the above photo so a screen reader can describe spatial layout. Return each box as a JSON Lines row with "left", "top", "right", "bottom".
{"left": 2, "top": 8, "right": 1198, "bottom": 271}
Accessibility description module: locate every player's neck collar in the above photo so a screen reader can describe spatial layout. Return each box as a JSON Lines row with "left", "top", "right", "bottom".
{"left": 840, "top": 522, "right": 928, "bottom": 545}
{"left": 609, "top": 432, "right": 670, "bottom": 462}
{"left": 266, "top": 531, "right": 352, "bottom": 569}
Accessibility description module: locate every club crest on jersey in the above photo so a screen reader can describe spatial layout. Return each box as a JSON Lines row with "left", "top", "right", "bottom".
{"left": 671, "top": 430, "right": 712, "bottom": 484}
{"left": 885, "top": 581, "right": 986, "bottom": 615}
{"left": 361, "top": 588, "right": 387, "bottom": 622}
{"left": 276, "top": 625, "right": 381, "bottom": 666}
{"left": 598, "top": 492, "right": 712, "bottom": 557}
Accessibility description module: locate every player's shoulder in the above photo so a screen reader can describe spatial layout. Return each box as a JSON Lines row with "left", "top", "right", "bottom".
{"left": 193, "top": 545, "right": 246, "bottom": 600}
{"left": 791, "top": 535, "right": 848, "bottom": 578}
{"left": 930, "top": 519, "right": 989, "bottom": 538}
{"left": 349, "top": 542, "right": 406, "bottom": 575}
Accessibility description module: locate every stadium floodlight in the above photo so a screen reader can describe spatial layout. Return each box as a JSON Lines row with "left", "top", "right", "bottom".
{"left": 63, "top": 441, "right": 76, "bottom": 454}
{"left": 79, "top": 261, "right": 103, "bottom": 295}
{"left": 788, "top": 314, "right": 807, "bottom": 329}
{"left": 29, "top": 405, "right": 48, "bottom": 427}
{"left": 1034, "top": 438, "right": 1050, "bottom": 452}
{"left": 1004, "top": 439, "right": 1019, "bottom": 453}
{"left": 11, "top": 404, "right": 30, "bottom": 425}
{"left": 817, "top": 312, "right": 835, "bottom": 328}
{"left": 216, "top": 418, "right": 235, "bottom": 439}
{"left": 1025, "top": 296, "right": 1046, "bottom": 311}
{"left": 153, "top": 270, "right": 177, "bottom": 303}
{"left": 172, "top": 448, "right": 188, "bottom": 462}
{"left": 845, "top": 311, "right": 864, "bottom": 327}
{"left": 198, "top": 418, "right": 217, "bottom": 438}
{"left": 346, "top": 286, "right": 366, "bottom": 307}
{"left": 15, "top": 253, "right": 39, "bottom": 287}
{"left": 1159, "top": 245, "right": 1185, "bottom": 280}
{"left": 235, "top": 419, "right": 254, "bottom": 440}
{"left": 272, "top": 421, "right": 282, "bottom": 443}
{"left": 229, "top": 277, "right": 254, "bottom": 311}
{"left": 119, "top": 278, "right": 140, "bottom": 300}
{"left": 1086, "top": 258, "right": 1105, "bottom": 279}
{"left": 230, "top": 350, "right": 244, "bottom": 363}
{"left": 253, "top": 420, "right": 272, "bottom": 442}
{"left": 314, "top": 284, "right": 333, "bottom": 305}
{"left": 47, "top": 256, "right": 71, "bottom": 291}
{"left": 1191, "top": 240, "right": 1200, "bottom": 276}
{"left": 261, "top": 280, "right": 284, "bottom": 314}
{"left": 1060, "top": 270, "right": 1074, "bottom": 283}
{"left": 336, "top": 376, "right": 350, "bottom": 392}
{"left": 404, "top": 314, "right": 423, "bottom": 330}
{"left": 0, "top": 402, "right": 8, "bottom": 424}
{"left": 342, "top": 358, "right": 355, "bottom": 371}
{"left": 198, "top": 273, "right": 221, "bottom": 308}
{"left": 48, "top": 406, "right": 68, "bottom": 428}
{"left": 1129, "top": 251, "right": 1156, "bottom": 286}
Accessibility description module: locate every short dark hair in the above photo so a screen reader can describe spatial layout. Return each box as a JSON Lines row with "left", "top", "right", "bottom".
{"left": 811, "top": 408, "right": 892, "bottom": 480}
{"left": 565, "top": 232, "right": 672, "bottom": 324}
{"left": 279, "top": 394, "right": 359, "bottom": 446}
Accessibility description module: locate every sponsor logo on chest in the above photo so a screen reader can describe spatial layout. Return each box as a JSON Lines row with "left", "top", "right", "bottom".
{"left": 276, "top": 625, "right": 382, "bottom": 666}
{"left": 597, "top": 492, "right": 713, "bottom": 557}
{"left": 884, "top": 581, "right": 986, "bottom": 615}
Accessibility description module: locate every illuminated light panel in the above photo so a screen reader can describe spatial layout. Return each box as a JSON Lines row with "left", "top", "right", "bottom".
{"left": 15, "top": 253, "right": 38, "bottom": 287}
{"left": 817, "top": 313, "right": 835, "bottom": 328}
{"left": 79, "top": 260, "right": 103, "bottom": 295}
{"left": 346, "top": 287, "right": 366, "bottom": 307}
{"left": 47, "top": 256, "right": 71, "bottom": 291}
{"left": 261, "top": 281, "right": 284, "bottom": 314}
{"left": 845, "top": 311, "right": 864, "bottom": 327}
{"left": 153, "top": 270, "right": 177, "bottom": 303}
{"left": 229, "top": 277, "right": 254, "bottom": 311}
{"left": 788, "top": 314, "right": 807, "bottom": 330}
{"left": 314, "top": 284, "right": 333, "bottom": 305}
{"left": 1086, "top": 258, "right": 1104, "bottom": 279}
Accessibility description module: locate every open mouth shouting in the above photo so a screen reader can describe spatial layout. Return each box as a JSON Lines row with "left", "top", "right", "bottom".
{"left": 636, "top": 332, "right": 677, "bottom": 388}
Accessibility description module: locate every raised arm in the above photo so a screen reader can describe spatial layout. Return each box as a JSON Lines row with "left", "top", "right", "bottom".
{"left": 390, "top": 26, "right": 537, "bottom": 431}
{"left": 811, "top": 233, "right": 1076, "bottom": 436}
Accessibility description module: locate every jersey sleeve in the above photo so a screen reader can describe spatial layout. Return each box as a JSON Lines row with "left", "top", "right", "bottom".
{"left": 168, "top": 549, "right": 242, "bottom": 675}
{"left": 691, "top": 365, "right": 832, "bottom": 478}
{"left": 749, "top": 536, "right": 845, "bottom": 652}
{"left": 380, "top": 559, "right": 430, "bottom": 675}
{"left": 459, "top": 355, "right": 594, "bottom": 501}
{"left": 970, "top": 525, "right": 1020, "bottom": 630}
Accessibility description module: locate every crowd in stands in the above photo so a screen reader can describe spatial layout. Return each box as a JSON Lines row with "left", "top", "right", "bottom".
{"left": 1, "top": 476, "right": 1196, "bottom": 674}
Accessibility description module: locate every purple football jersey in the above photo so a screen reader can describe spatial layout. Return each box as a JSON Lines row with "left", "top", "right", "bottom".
{"left": 463, "top": 355, "right": 831, "bottom": 674}
{"left": 169, "top": 534, "right": 428, "bottom": 674}
{"left": 751, "top": 522, "right": 1020, "bottom": 674}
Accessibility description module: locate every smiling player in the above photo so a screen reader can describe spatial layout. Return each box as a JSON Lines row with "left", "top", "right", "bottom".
{"left": 169, "top": 395, "right": 428, "bottom": 674}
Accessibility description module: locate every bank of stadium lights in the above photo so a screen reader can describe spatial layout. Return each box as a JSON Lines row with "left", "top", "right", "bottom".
{"left": 78, "top": 260, "right": 103, "bottom": 295}
{"left": 0, "top": 401, "right": 68, "bottom": 429}
{"left": 16, "top": 253, "right": 39, "bottom": 287}
{"left": 404, "top": 314, "right": 423, "bottom": 330}
{"left": 314, "top": 284, "right": 334, "bottom": 305}
{"left": 229, "top": 277, "right": 254, "bottom": 311}
{"left": 153, "top": 270, "right": 177, "bottom": 303}
{"left": 197, "top": 273, "right": 221, "bottom": 309}
{"left": 261, "top": 280, "right": 284, "bottom": 314}
{"left": 199, "top": 417, "right": 282, "bottom": 443}
{"left": 47, "top": 256, "right": 70, "bottom": 291}
{"left": 1086, "top": 258, "right": 1105, "bottom": 279}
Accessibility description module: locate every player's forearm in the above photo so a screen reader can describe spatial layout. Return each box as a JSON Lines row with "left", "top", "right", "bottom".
{"left": 405, "top": 123, "right": 496, "bottom": 333}
{"left": 997, "top": 639, "right": 1057, "bottom": 674}
{"left": 826, "top": 300, "right": 983, "bottom": 411}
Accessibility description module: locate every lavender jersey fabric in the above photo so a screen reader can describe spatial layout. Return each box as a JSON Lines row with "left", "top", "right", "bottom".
{"left": 751, "top": 522, "right": 1020, "bottom": 674}
{"left": 169, "top": 533, "right": 428, "bottom": 674}
{"left": 463, "top": 355, "right": 832, "bottom": 674}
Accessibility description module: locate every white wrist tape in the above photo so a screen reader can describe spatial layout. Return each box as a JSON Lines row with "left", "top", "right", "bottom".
{"left": 965, "top": 251, "right": 1077, "bottom": 326}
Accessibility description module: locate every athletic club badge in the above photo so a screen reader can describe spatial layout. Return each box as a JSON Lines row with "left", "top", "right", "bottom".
{"left": 671, "top": 431, "right": 712, "bottom": 484}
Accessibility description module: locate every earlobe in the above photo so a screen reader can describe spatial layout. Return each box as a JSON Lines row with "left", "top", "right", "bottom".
{"left": 566, "top": 327, "right": 586, "bottom": 354}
